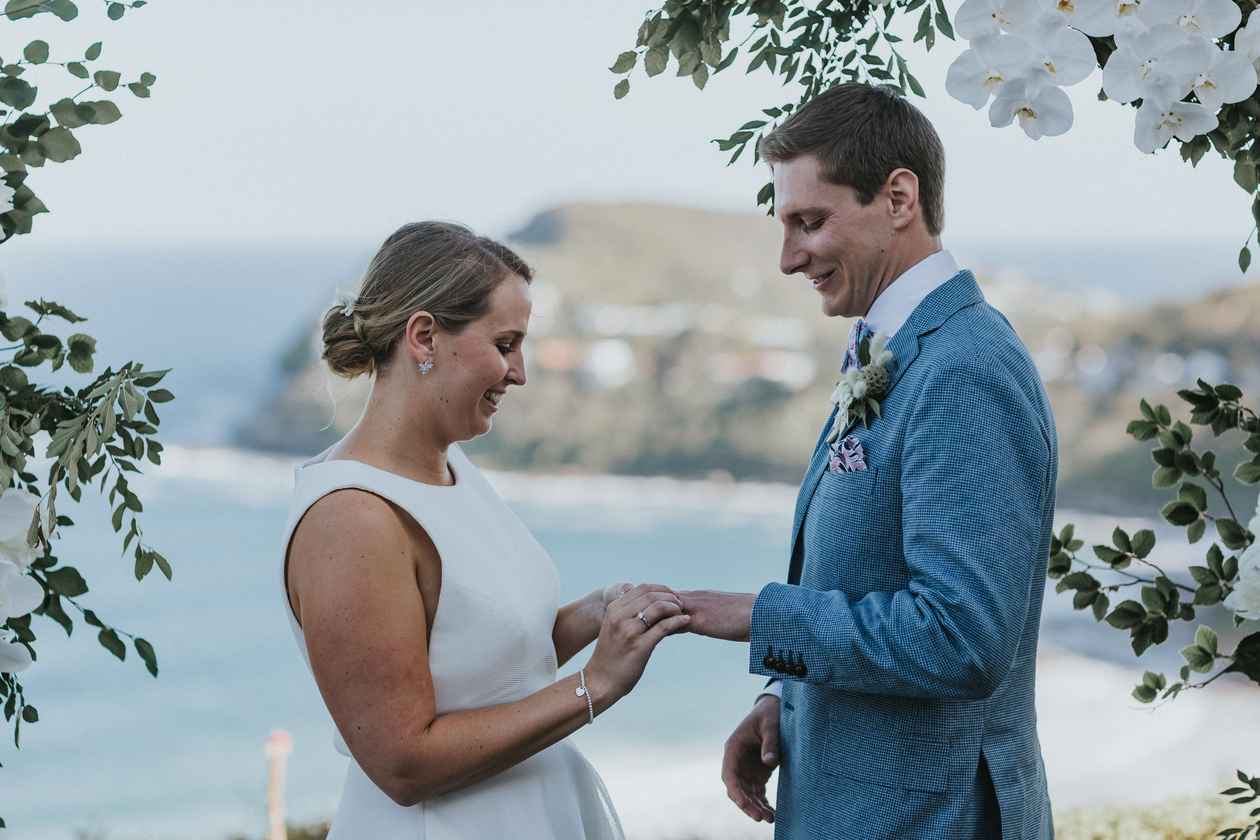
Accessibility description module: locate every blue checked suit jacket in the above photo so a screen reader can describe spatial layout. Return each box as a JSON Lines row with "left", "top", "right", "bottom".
{"left": 749, "top": 271, "right": 1058, "bottom": 840}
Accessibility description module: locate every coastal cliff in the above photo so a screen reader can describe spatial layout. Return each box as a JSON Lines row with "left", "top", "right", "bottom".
{"left": 235, "top": 203, "right": 1260, "bottom": 513}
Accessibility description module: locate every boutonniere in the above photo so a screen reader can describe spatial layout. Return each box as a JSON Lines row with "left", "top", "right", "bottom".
{"left": 826, "top": 330, "right": 893, "bottom": 445}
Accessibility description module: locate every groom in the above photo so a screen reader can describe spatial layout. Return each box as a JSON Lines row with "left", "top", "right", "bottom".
{"left": 682, "top": 83, "right": 1058, "bottom": 839}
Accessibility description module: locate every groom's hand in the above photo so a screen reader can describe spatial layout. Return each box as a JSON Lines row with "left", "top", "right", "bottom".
{"left": 678, "top": 590, "right": 755, "bottom": 641}
{"left": 721, "top": 695, "right": 779, "bottom": 823}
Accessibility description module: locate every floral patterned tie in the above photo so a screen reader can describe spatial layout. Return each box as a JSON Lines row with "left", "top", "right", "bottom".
{"left": 842, "top": 317, "right": 873, "bottom": 373}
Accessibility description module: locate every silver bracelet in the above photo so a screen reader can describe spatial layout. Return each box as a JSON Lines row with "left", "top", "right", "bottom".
{"left": 576, "top": 668, "right": 595, "bottom": 724}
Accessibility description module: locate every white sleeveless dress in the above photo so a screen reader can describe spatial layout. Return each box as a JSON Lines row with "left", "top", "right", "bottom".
{"left": 281, "top": 442, "right": 625, "bottom": 839}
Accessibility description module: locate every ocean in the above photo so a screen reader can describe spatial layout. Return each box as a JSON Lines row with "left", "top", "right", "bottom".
{"left": 0, "top": 241, "right": 1255, "bottom": 838}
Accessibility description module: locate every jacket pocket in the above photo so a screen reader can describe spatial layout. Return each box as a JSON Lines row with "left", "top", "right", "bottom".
{"left": 815, "top": 464, "right": 878, "bottom": 499}
{"left": 823, "top": 718, "right": 953, "bottom": 794}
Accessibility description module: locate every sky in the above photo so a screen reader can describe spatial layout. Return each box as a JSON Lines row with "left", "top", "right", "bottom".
{"left": 0, "top": 0, "right": 1253, "bottom": 255}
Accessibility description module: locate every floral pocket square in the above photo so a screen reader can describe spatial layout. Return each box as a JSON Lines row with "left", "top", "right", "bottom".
{"left": 828, "top": 435, "right": 867, "bottom": 474}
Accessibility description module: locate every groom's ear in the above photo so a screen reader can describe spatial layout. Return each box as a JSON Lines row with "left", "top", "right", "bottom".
{"left": 884, "top": 167, "right": 920, "bottom": 232}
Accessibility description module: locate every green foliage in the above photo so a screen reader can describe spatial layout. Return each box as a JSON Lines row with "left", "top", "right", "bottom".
{"left": 612, "top": 0, "right": 952, "bottom": 212}
{"left": 617, "top": 1, "right": 1260, "bottom": 263}
{"left": 0, "top": 0, "right": 156, "bottom": 242}
{"left": 1048, "top": 380, "right": 1260, "bottom": 837}
{"left": 1048, "top": 382, "right": 1258, "bottom": 684}
{"left": 0, "top": 298, "right": 175, "bottom": 831}
{"left": 1218, "top": 770, "right": 1260, "bottom": 839}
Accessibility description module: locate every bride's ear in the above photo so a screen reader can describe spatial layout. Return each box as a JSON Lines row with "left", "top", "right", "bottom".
{"left": 402, "top": 310, "right": 438, "bottom": 367}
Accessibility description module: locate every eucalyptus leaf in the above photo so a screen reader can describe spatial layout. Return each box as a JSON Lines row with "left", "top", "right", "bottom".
{"left": 0, "top": 78, "right": 37, "bottom": 111}
{"left": 134, "top": 637, "right": 158, "bottom": 677}
{"left": 609, "top": 51, "right": 637, "bottom": 74}
{"left": 22, "top": 41, "right": 49, "bottom": 65}
{"left": 97, "top": 628, "right": 125, "bottom": 660}
{"left": 37, "top": 128, "right": 81, "bottom": 164}
{"left": 645, "top": 46, "right": 668, "bottom": 77}
{"left": 92, "top": 70, "right": 121, "bottom": 92}
{"left": 45, "top": 567, "right": 87, "bottom": 597}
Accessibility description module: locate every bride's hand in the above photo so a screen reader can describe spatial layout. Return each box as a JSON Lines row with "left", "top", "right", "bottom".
{"left": 585, "top": 584, "right": 689, "bottom": 709}
{"left": 600, "top": 582, "right": 633, "bottom": 609}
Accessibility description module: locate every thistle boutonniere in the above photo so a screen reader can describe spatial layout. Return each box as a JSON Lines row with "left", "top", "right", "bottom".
{"left": 826, "top": 331, "right": 894, "bottom": 444}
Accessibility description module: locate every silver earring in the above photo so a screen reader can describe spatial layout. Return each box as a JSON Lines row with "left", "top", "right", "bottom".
{"left": 418, "top": 360, "right": 434, "bottom": 375}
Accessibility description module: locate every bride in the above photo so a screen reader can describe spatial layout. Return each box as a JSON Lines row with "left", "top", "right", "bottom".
{"left": 280, "top": 221, "right": 689, "bottom": 839}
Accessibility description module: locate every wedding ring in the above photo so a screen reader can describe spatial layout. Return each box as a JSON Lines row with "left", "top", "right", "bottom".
{"left": 637, "top": 610, "right": 650, "bottom": 629}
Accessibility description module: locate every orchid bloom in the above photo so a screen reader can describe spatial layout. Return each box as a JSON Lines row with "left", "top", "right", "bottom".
{"left": 1138, "top": 0, "right": 1241, "bottom": 38}
{"left": 1133, "top": 97, "right": 1219, "bottom": 152}
{"left": 0, "top": 638, "right": 32, "bottom": 674}
{"left": 957, "top": 0, "right": 1046, "bottom": 40}
{"left": 1185, "top": 37, "right": 1258, "bottom": 110}
{"left": 0, "top": 561, "right": 43, "bottom": 622}
{"left": 1102, "top": 24, "right": 1200, "bottom": 104}
{"left": 946, "top": 36, "right": 1034, "bottom": 109}
{"left": 990, "top": 78, "right": 1075, "bottom": 138}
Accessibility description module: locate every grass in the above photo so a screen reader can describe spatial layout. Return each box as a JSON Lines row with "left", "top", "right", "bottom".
{"left": 229, "top": 797, "right": 1257, "bottom": 840}
{"left": 1056, "top": 795, "right": 1257, "bottom": 840}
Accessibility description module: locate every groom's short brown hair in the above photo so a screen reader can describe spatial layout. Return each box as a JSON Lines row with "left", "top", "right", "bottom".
{"left": 759, "top": 83, "right": 946, "bottom": 236}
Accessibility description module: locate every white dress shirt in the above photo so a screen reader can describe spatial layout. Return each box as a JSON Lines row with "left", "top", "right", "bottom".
{"left": 757, "top": 248, "right": 960, "bottom": 705}
{"left": 864, "top": 248, "right": 959, "bottom": 339}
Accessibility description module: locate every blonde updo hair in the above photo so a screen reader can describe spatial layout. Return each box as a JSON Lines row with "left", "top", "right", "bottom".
{"left": 322, "top": 222, "right": 533, "bottom": 379}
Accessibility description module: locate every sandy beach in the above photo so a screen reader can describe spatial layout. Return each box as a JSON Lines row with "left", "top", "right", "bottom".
{"left": 592, "top": 644, "right": 1259, "bottom": 840}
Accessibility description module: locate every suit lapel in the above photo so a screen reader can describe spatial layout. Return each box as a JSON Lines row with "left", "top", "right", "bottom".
{"left": 787, "top": 408, "right": 837, "bottom": 583}
{"left": 781, "top": 270, "right": 985, "bottom": 587}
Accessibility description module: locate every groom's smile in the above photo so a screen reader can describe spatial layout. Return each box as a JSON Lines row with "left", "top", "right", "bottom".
{"left": 772, "top": 154, "right": 910, "bottom": 319}
{"left": 809, "top": 269, "right": 836, "bottom": 291}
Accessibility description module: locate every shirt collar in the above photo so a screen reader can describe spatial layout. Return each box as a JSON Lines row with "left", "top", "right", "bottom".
{"left": 863, "top": 249, "right": 959, "bottom": 339}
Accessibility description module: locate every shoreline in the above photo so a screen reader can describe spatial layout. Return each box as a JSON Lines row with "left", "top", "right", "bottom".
{"left": 141, "top": 443, "right": 1166, "bottom": 531}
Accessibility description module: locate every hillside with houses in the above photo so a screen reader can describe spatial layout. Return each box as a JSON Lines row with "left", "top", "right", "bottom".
{"left": 237, "top": 203, "right": 1260, "bottom": 514}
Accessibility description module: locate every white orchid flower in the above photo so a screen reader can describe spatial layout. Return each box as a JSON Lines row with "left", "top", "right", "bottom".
{"left": 1074, "top": 0, "right": 1148, "bottom": 42}
{"left": 1235, "top": 15, "right": 1260, "bottom": 73}
{"left": 0, "top": 638, "right": 32, "bottom": 674}
{"left": 1225, "top": 538, "right": 1260, "bottom": 621}
{"left": 1025, "top": 25, "right": 1100, "bottom": 86}
{"left": 1102, "top": 24, "right": 1200, "bottom": 104}
{"left": 1185, "top": 37, "right": 1258, "bottom": 109}
{"left": 957, "top": 0, "right": 1046, "bottom": 40}
{"left": 1042, "top": 0, "right": 1111, "bottom": 30}
{"left": 946, "top": 36, "right": 1033, "bottom": 109}
{"left": 990, "top": 77, "right": 1075, "bottom": 138}
{"left": 1139, "top": 0, "right": 1241, "bottom": 38}
{"left": 0, "top": 561, "right": 43, "bottom": 621}
{"left": 1133, "top": 96, "right": 1219, "bottom": 151}
{"left": 0, "top": 490, "right": 41, "bottom": 572}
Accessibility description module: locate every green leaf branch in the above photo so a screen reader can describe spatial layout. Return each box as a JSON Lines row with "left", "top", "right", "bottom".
{"left": 618, "top": 1, "right": 1260, "bottom": 267}
{"left": 611, "top": 0, "right": 952, "bottom": 212}
{"left": 1048, "top": 383, "right": 1260, "bottom": 708}
{"left": 1218, "top": 769, "right": 1260, "bottom": 839}
{"left": 1, "top": 0, "right": 156, "bottom": 241}
{"left": 0, "top": 299, "right": 173, "bottom": 830}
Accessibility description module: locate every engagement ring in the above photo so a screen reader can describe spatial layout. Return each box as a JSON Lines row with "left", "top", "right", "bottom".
{"left": 637, "top": 610, "right": 649, "bottom": 628}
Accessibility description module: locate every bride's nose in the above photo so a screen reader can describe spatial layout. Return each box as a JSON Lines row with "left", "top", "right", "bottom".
{"left": 506, "top": 353, "right": 526, "bottom": 387}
